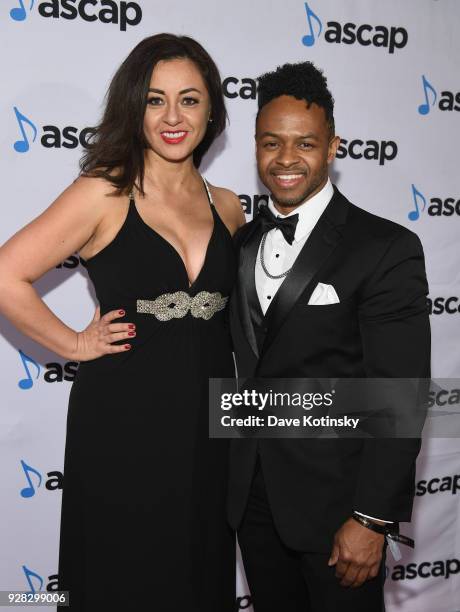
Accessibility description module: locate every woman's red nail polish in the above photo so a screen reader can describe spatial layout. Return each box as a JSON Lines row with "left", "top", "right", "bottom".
{"left": 128, "top": 332, "right": 135, "bottom": 336}
{"left": 119, "top": 310, "right": 125, "bottom": 315}
{"left": 125, "top": 344, "right": 131, "bottom": 349}
{"left": 128, "top": 324, "right": 135, "bottom": 329}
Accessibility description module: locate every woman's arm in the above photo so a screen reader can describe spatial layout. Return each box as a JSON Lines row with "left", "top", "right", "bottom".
{"left": 0, "top": 176, "right": 132, "bottom": 360}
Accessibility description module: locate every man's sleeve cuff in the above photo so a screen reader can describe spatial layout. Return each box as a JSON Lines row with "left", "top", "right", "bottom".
{"left": 354, "top": 511, "right": 394, "bottom": 523}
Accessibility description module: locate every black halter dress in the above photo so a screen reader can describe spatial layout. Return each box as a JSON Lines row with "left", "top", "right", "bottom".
{"left": 58, "top": 179, "right": 237, "bottom": 611}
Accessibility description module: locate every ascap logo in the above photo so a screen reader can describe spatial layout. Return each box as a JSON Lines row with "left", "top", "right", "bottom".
{"left": 427, "top": 297, "right": 460, "bottom": 315}
{"left": 44, "top": 361, "right": 79, "bottom": 382}
{"left": 12, "top": 107, "right": 95, "bottom": 153}
{"left": 223, "top": 77, "right": 256, "bottom": 100}
{"left": 390, "top": 558, "right": 460, "bottom": 580}
{"left": 20, "top": 460, "right": 63, "bottom": 498}
{"left": 416, "top": 474, "right": 460, "bottom": 496}
{"left": 336, "top": 139, "right": 397, "bottom": 165}
{"left": 418, "top": 75, "right": 460, "bottom": 115}
{"left": 408, "top": 184, "right": 460, "bottom": 221}
{"left": 427, "top": 387, "right": 460, "bottom": 408}
{"left": 9, "top": 0, "right": 142, "bottom": 31}
{"left": 301, "top": 2, "right": 408, "bottom": 54}
{"left": 21, "top": 565, "right": 59, "bottom": 593}
{"left": 17, "top": 349, "right": 78, "bottom": 389}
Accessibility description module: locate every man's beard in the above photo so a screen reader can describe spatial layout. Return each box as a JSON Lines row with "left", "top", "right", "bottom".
{"left": 271, "top": 173, "right": 326, "bottom": 209}
{"left": 273, "top": 194, "right": 310, "bottom": 208}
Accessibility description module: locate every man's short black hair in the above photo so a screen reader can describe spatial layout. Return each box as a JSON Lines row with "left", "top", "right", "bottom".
{"left": 257, "top": 61, "right": 335, "bottom": 136}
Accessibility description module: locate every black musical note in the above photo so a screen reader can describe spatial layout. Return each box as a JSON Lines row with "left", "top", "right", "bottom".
{"left": 418, "top": 75, "right": 437, "bottom": 116}
{"left": 10, "top": 0, "right": 34, "bottom": 22}
{"left": 22, "top": 565, "right": 44, "bottom": 593}
{"left": 13, "top": 107, "right": 37, "bottom": 153}
{"left": 18, "top": 349, "right": 40, "bottom": 389}
{"left": 20, "top": 460, "right": 42, "bottom": 498}
{"left": 302, "top": 2, "right": 322, "bottom": 47}
{"left": 408, "top": 184, "right": 427, "bottom": 221}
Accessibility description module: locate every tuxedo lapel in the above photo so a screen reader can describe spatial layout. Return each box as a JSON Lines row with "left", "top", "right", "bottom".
{"left": 261, "top": 188, "right": 349, "bottom": 359}
{"left": 236, "top": 219, "right": 265, "bottom": 358}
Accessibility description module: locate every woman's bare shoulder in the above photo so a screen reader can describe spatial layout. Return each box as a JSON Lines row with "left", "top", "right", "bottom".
{"left": 69, "top": 172, "right": 122, "bottom": 200}
{"left": 69, "top": 174, "right": 131, "bottom": 260}
{"left": 59, "top": 173, "right": 129, "bottom": 220}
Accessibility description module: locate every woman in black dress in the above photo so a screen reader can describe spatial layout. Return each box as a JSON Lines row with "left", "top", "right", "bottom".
{"left": 0, "top": 34, "right": 245, "bottom": 610}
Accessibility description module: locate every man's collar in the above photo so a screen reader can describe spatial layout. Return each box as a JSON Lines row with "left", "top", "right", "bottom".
{"left": 268, "top": 178, "right": 334, "bottom": 243}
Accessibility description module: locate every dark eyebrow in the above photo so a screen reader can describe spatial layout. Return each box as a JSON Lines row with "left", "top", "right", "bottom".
{"left": 258, "top": 131, "right": 280, "bottom": 139}
{"left": 258, "top": 131, "right": 319, "bottom": 140}
{"left": 298, "top": 133, "right": 320, "bottom": 140}
{"left": 179, "top": 87, "right": 202, "bottom": 95}
{"left": 148, "top": 87, "right": 202, "bottom": 95}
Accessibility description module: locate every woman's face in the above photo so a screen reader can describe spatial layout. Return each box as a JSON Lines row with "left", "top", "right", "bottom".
{"left": 143, "top": 57, "right": 211, "bottom": 163}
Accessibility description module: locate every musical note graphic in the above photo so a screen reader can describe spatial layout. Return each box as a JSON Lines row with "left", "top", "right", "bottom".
{"left": 10, "top": 0, "right": 34, "bottom": 22}
{"left": 22, "top": 565, "right": 44, "bottom": 593}
{"left": 20, "top": 460, "right": 42, "bottom": 498}
{"left": 408, "top": 184, "right": 427, "bottom": 221}
{"left": 18, "top": 349, "right": 40, "bottom": 389}
{"left": 302, "top": 2, "right": 322, "bottom": 47}
{"left": 418, "top": 75, "right": 437, "bottom": 115}
{"left": 13, "top": 107, "right": 37, "bottom": 153}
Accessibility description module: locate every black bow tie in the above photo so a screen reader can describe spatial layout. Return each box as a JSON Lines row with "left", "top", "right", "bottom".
{"left": 258, "top": 205, "right": 299, "bottom": 245}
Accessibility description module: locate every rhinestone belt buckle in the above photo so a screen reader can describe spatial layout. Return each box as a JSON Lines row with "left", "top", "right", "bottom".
{"left": 137, "top": 291, "right": 228, "bottom": 321}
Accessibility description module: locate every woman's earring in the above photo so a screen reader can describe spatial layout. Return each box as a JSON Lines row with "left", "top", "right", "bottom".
{"left": 208, "top": 116, "right": 213, "bottom": 123}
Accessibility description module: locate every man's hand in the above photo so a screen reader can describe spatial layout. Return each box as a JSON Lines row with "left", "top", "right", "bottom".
{"left": 328, "top": 518, "right": 385, "bottom": 587}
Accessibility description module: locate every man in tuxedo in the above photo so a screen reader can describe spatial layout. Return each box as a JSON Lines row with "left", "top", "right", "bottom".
{"left": 228, "top": 62, "right": 430, "bottom": 611}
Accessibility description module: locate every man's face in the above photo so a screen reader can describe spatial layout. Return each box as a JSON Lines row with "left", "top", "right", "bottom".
{"left": 256, "top": 95, "right": 340, "bottom": 212}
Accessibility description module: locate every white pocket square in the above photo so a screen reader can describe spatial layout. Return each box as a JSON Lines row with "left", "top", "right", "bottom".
{"left": 308, "top": 283, "right": 340, "bottom": 305}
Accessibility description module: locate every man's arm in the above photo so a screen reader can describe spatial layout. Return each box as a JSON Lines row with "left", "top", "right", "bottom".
{"left": 329, "top": 227, "right": 430, "bottom": 587}
{"left": 354, "top": 228, "right": 430, "bottom": 517}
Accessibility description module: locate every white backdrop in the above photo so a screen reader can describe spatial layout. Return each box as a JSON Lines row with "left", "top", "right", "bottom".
{"left": 1, "top": 1, "right": 459, "bottom": 610}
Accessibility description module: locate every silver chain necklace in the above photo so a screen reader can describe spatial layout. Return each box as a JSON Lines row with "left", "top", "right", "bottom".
{"left": 260, "top": 233, "right": 293, "bottom": 279}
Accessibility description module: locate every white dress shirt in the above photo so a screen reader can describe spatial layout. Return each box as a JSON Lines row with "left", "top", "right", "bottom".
{"left": 254, "top": 178, "right": 392, "bottom": 524}
{"left": 255, "top": 179, "right": 334, "bottom": 314}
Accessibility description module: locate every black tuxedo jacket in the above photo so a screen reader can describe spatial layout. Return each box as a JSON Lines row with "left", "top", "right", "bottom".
{"left": 228, "top": 186, "right": 431, "bottom": 553}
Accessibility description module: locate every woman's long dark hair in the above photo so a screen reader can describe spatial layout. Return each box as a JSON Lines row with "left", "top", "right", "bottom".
{"left": 80, "top": 33, "right": 227, "bottom": 195}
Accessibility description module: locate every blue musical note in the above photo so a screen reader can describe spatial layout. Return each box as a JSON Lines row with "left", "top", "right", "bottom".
{"left": 10, "top": 0, "right": 34, "bottom": 21}
{"left": 302, "top": 2, "right": 322, "bottom": 47}
{"left": 20, "top": 460, "right": 42, "bottom": 498}
{"left": 13, "top": 107, "right": 37, "bottom": 153}
{"left": 408, "top": 184, "right": 427, "bottom": 221}
{"left": 18, "top": 349, "right": 40, "bottom": 389}
{"left": 22, "top": 565, "right": 44, "bottom": 593}
{"left": 418, "top": 75, "right": 437, "bottom": 115}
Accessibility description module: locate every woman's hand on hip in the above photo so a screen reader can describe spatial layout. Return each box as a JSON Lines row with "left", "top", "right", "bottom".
{"left": 74, "top": 307, "right": 135, "bottom": 361}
